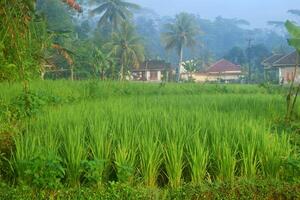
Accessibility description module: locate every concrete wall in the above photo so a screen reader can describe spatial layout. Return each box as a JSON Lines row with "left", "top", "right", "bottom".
{"left": 182, "top": 73, "right": 241, "bottom": 83}
{"left": 279, "top": 67, "right": 300, "bottom": 84}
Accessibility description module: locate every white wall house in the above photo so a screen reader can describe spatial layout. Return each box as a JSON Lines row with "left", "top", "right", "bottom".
{"left": 263, "top": 51, "right": 300, "bottom": 84}
{"left": 182, "top": 59, "right": 243, "bottom": 83}
{"left": 131, "top": 60, "right": 174, "bottom": 82}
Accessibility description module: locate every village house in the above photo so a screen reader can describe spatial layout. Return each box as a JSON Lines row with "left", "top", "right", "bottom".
{"left": 131, "top": 60, "right": 174, "bottom": 82}
{"left": 182, "top": 59, "right": 243, "bottom": 83}
{"left": 262, "top": 51, "right": 300, "bottom": 84}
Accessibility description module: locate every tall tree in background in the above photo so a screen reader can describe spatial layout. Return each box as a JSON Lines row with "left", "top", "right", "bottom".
{"left": 246, "top": 44, "right": 270, "bottom": 83}
{"left": 105, "top": 22, "right": 144, "bottom": 80}
{"left": 161, "top": 13, "right": 199, "bottom": 82}
{"left": 91, "top": 0, "right": 140, "bottom": 32}
{"left": 224, "top": 46, "right": 246, "bottom": 65}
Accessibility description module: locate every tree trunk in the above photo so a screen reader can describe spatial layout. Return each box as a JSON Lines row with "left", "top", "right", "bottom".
{"left": 120, "top": 63, "right": 124, "bottom": 81}
{"left": 101, "top": 67, "right": 105, "bottom": 80}
{"left": 70, "top": 65, "right": 74, "bottom": 81}
{"left": 41, "top": 71, "right": 45, "bottom": 80}
{"left": 177, "top": 47, "right": 183, "bottom": 82}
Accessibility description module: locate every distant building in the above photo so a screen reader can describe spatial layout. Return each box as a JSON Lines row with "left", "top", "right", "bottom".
{"left": 182, "top": 59, "right": 243, "bottom": 83}
{"left": 262, "top": 51, "right": 300, "bottom": 84}
{"left": 131, "top": 60, "right": 174, "bottom": 82}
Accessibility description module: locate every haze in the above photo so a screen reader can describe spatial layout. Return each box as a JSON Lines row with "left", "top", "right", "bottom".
{"left": 132, "top": 0, "right": 299, "bottom": 28}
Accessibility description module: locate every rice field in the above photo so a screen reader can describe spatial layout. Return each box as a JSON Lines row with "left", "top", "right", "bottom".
{"left": 0, "top": 81, "right": 299, "bottom": 194}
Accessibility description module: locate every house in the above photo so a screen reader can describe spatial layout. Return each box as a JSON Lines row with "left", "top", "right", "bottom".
{"left": 182, "top": 59, "right": 243, "bottom": 83}
{"left": 262, "top": 51, "right": 300, "bottom": 84}
{"left": 131, "top": 60, "right": 174, "bottom": 82}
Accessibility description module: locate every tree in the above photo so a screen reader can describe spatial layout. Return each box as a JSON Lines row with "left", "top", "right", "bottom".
{"left": 246, "top": 44, "right": 270, "bottom": 83}
{"left": 105, "top": 22, "right": 144, "bottom": 80}
{"left": 91, "top": 0, "right": 140, "bottom": 32}
{"left": 224, "top": 46, "right": 246, "bottom": 65}
{"left": 182, "top": 60, "right": 197, "bottom": 80}
{"left": 161, "top": 13, "right": 199, "bottom": 82}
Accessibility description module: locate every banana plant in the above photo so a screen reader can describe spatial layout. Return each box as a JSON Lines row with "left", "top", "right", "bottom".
{"left": 94, "top": 48, "right": 115, "bottom": 80}
{"left": 285, "top": 20, "right": 300, "bottom": 120}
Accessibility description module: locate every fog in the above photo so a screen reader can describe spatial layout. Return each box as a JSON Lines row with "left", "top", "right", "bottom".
{"left": 131, "top": 0, "right": 300, "bottom": 28}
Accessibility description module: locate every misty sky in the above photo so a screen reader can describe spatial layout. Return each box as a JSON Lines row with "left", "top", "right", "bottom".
{"left": 131, "top": 0, "right": 299, "bottom": 28}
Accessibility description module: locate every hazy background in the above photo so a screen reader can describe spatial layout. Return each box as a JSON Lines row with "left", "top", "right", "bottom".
{"left": 132, "top": 0, "right": 299, "bottom": 28}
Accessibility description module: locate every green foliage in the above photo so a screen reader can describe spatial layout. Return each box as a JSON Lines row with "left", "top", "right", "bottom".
{"left": 161, "top": 13, "right": 199, "bottom": 55}
{"left": 19, "top": 155, "right": 64, "bottom": 190}
{"left": 286, "top": 21, "right": 300, "bottom": 51}
{"left": 91, "top": 0, "right": 140, "bottom": 32}
{"left": 161, "top": 13, "right": 199, "bottom": 81}
{"left": 1, "top": 180, "right": 300, "bottom": 200}
{"left": 105, "top": 22, "right": 145, "bottom": 80}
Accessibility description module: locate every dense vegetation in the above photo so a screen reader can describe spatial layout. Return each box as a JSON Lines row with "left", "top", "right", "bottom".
{"left": 0, "top": 82, "right": 300, "bottom": 199}
{"left": 1, "top": 0, "right": 300, "bottom": 199}
{"left": 1, "top": 0, "right": 298, "bottom": 83}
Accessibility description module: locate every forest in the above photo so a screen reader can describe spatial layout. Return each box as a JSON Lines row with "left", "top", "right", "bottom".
{"left": 0, "top": 0, "right": 297, "bottom": 82}
{"left": 0, "top": 0, "right": 300, "bottom": 199}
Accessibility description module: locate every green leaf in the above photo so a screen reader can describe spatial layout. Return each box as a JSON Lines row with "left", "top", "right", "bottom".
{"left": 285, "top": 20, "right": 300, "bottom": 38}
{"left": 287, "top": 38, "right": 300, "bottom": 51}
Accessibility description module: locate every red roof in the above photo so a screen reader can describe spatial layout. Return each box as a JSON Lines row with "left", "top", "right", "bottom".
{"left": 207, "top": 59, "right": 241, "bottom": 73}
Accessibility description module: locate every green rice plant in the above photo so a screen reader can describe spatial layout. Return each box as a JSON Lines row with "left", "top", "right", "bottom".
{"left": 85, "top": 118, "right": 112, "bottom": 185}
{"left": 13, "top": 129, "right": 41, "bottom": 184}
{"left": 164, "top": 125, "right": 186, "bottom": 188}
{"left": 238, "top": 124, "right": 261, "bottom": 178}
{"left": 258, "top": 132, "right": 292, "bottom": 179}
{"left": 2, "top": 81, "right": 297, "bottom": 189}
{"left": 114, "top": 127, "right": 138, "bottom": 184}
{"left": 60, "top": 124, "right": 86, "bottom": 186}
{"left": 213, "top": 139, "right": 237, "bottom": 183}
{"left": 139, "top": 127, "right": 163, "bottom": 187}
{"left": 186, "top": 133, "right": 209, "bottom": 185}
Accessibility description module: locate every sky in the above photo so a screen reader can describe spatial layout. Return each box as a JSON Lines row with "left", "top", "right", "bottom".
{"left": 131, "top": 0, "right": 300, "bottom": 28}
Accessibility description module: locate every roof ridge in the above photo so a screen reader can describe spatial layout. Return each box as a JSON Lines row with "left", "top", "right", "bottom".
{"left": 273, "top": 51, "right": 296, "bottom": 66}
{"left": 262, "top": 54, "right": 284, "bottom": 64}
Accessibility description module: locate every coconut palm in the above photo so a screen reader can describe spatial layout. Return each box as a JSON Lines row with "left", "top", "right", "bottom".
{"left": 161, "top": 13, "right": 199, "bottom": 82}
{"left": 105, "top": 22, "right": 144, "bottom": 80}
{"left": 91, "top": 0, "right": 140, "bottom": 32}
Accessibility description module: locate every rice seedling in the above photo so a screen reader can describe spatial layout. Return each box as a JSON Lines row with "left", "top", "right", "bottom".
{"left": 60, "top": 123, "right": 86, "bottom": 186}
{"left": 164, "top": 122, "right": 186, "bottom": 188}
{"left": 138, "top": 120, "right": 163, "bottom": 187}
{"left": 186, "top": 133, "right": 209, "bottom": 185}
{"left": 113, "top": 123, "right": 138, "bottom": 184}
{"left": 86, "top": 118, "right": 113, "bottom": 185}
{"left": 14, "top": 129, "right": 41, "bottom": 184}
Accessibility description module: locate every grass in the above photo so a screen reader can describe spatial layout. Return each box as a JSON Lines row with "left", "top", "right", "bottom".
{"left": 0, "top": 81, "right": 299, "bottom": 192}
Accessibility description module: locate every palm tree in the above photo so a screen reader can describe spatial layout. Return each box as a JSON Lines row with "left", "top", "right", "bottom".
{"left": 161, "top": 13, "right": 199, "bottom": 82}
{"left": 91, "top": 0, "right": 140, "bottom": 32}
{"left": 105, "top": 22, "right": 144, "bottom": 80}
